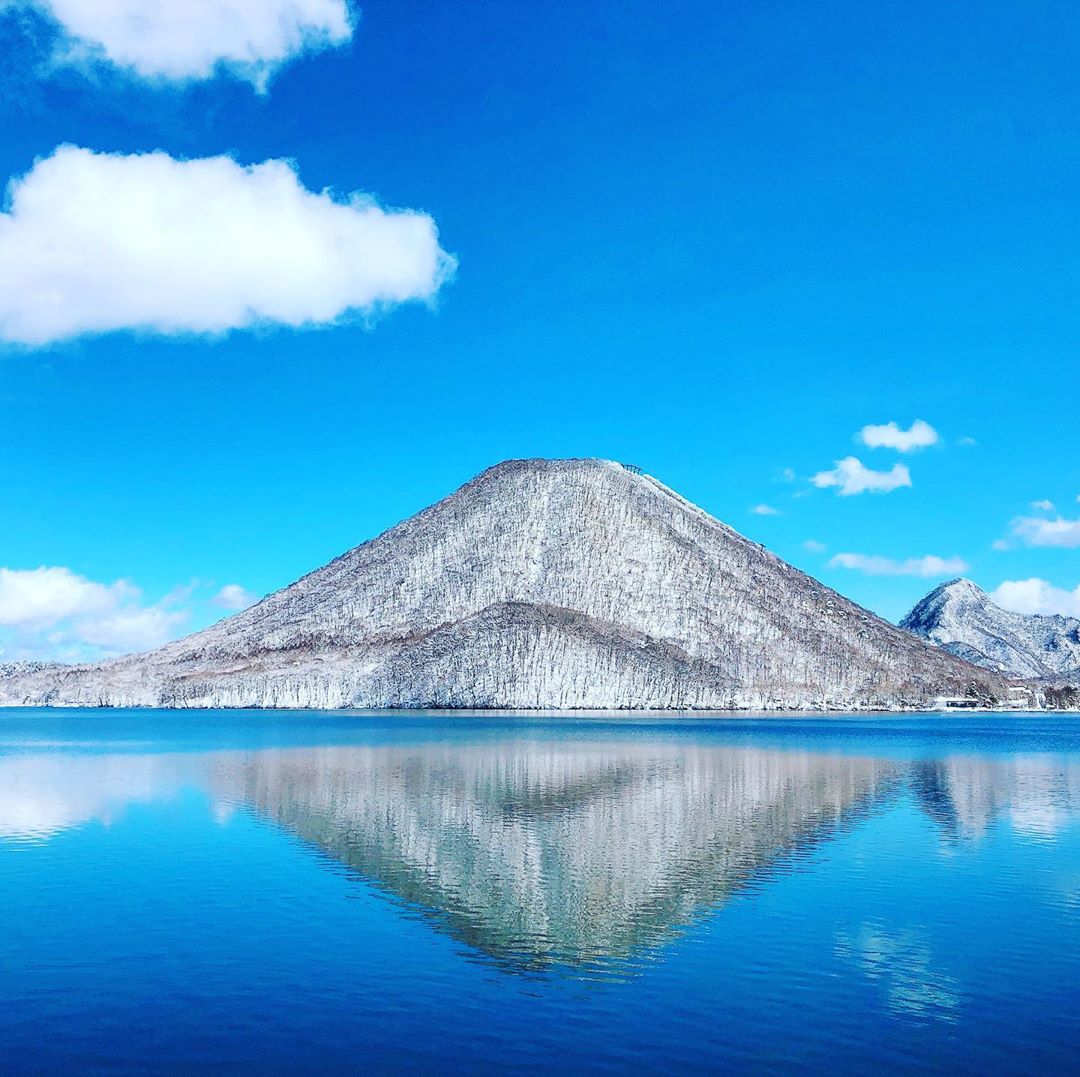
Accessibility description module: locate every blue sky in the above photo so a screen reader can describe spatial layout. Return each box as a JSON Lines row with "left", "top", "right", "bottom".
{"left": 1, "top": 0, "right": 1079, "bottom": 660}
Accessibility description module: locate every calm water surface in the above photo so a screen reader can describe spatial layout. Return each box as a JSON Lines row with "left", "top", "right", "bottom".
{"left": 1, "top": 710, "right": 1077, "bottom": 1073}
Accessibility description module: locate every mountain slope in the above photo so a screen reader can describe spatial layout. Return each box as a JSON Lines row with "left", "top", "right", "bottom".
{"left": 0, "top": 459, "right": 1008, "bottom": 709}
{"left": 901, "top": 578, "right": 1080, "bottom": 680}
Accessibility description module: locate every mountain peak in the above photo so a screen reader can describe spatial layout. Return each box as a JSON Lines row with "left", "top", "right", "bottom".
{"left": 902, "top": 579, "right": 1080, "bottom": 680}
{"left": 1, "top": 460, "right": 1008, "bottom": 710}
{"left": 937, "top": 578, "right": 988, "bottom": 602}
{"left": 902, "top": 578, "right": 987, "bottom": 624}
{"left": 941, "top": 577, "right": 983, "bottom": 593}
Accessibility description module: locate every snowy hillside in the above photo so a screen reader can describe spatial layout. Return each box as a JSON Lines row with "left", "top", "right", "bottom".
{"left": 901, "top": 578, "right": 1080, "bottom": 680}
{"left": 1, "top": 459, "right": 1008, "bottom": 709}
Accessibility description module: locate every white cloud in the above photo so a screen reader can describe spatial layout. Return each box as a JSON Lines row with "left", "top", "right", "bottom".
{"left": 957, "top": 436, "right": 977, "bottom": 447}
{"left": 76, "top": 606, "right": 186, "bottom": 652}
{"left": 780, "top": 468, "right": 797, "bottom": 483}
{"left": 803, "top": 539, "right": 827, "bottom": 553}
{"left": 990, "top": 578, "right": 1080, "bottom": 618}
{"left": 0, "top": 566, "right": 186, "bottom": 658}
{"left": 858, "top": 419, "right": 939, "bottom": 453}
{"left": 991, "top": 539, "right": 1010, "bottom": 552}
{"left": 22, "top": 0, "right": 353, "bottom": 86}
{"left": 1030, "top": 499, "right": 1055, "bottom": 512}
{"left": 0, "top": 145, "right": 455, "bottom": 346}
{"left": 0, "top": 565, "right": 128, "bottom": 626}
{"left": 829, "top": 553, "right": 969, "bottom": 578}
{"left": 1009, "top": 514, "right": 1080, "bottom": 548}
{"left": 212, "top": 584, "right": 258, "bottom": 611}
{"left": 751, "top": 504, "right": 780, "bottom": 516}
{"left": 812, "top": 457, "right": 912, "bottom": 496}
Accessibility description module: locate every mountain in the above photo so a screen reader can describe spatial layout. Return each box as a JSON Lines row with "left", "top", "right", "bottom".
{"left": 0, "top": 458, "right": 1009, "bottom": 710}
{"left": 901, "top": 578, "right": 1080, "bottom": 681}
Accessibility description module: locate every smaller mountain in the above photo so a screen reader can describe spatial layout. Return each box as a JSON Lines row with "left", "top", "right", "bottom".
{"left": 901, "top": 578, "right": 1080, "bottom": 680}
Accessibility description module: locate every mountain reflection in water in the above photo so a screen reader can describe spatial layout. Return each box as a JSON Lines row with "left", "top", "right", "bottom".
{"left": 209, "top": 744, "right": 898, "bottom": 973}
{"left": 3, "top": 718, "right": 1077, "bottom": 1072}
{"left": 3, "top": 735, "right": 1077, "bottom": 980}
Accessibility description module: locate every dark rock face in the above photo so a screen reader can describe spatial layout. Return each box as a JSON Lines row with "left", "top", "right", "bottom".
{"left": 1, "top": 459, "right": 1008, "bottom": 709}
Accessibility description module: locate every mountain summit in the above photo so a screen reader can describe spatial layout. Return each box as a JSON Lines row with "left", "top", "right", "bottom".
{"left": 1, "top": 459, "right": 1007, "bottom": 710}
{"left": 901, "top": 578, "right": 1080, "bottom": 680}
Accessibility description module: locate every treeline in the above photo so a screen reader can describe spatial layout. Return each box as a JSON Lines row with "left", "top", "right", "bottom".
{"left": 1043, "top": 684, "right": 1080, "bottom": 710}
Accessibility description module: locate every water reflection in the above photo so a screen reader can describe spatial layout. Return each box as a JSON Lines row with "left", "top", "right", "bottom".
{"left": 0, "top": 754, "right": 188, "bottom": 845}
{"left": 210, "top": 744, "right": 899, "bottom": 972}
{"left": 910, "top": 756, "right": 1080, "bottom": 840}
{"left": 2, "top": 738, "right": 1078, "bottom": 977}
{"left": 836, "top": 925, "right": 961, "bottom": 1022}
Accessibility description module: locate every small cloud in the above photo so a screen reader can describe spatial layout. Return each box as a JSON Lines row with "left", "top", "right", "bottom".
{"left": 780, "top": 468, "right": 797, "bottom": 483}
{"left": 751, "top": 504, "right": 780, "bottom": 516}
{"left": 0, "top": 565, "right": 128, "bottom": 626}
{"left": 803, "top": 540, "right": 827, "bottom": 553}
{"left": 990, "top": 578, "right": 1080, "bottom": 618}
{"left": 0, "top": 565, "right": 187, "bottom": 659}
{"left": 991, "top": 539, "right": 1010, "bottom": 552}
{"left": 16, "top": 0, "right": 354, "bottom": 87}
{"left": 829, "top": 553, "right": 969, "bottom": 578}
{"left": 859, "top": 419, "right": 939, "bottom": 453}
{"left": 77, "top": 606, "right": 186, "bottom": 653}
{"left": 1009, "top": 514, "right": 1080, "bottom": 549}
{"left": 1030, "top": 500, "right": 1055, "bottom": 512}
{"left": 812, "top": 457, "right": 912, "bottom": 496}
{"left": 211, "top": 584, "right": 258, "bottom": 611}
{"left": 957, "top": 436, "right": 978, "bottom": 447}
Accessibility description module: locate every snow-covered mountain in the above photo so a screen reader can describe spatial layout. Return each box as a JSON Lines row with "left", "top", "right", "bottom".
{"left": 901, "top": 578, "right": 1080, "bottom": 681}
{"left": 0, "top": 458, "right": 1008, "bottom": 710}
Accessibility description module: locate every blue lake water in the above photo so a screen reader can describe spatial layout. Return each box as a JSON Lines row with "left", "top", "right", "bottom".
{"left": 1, "top": 710, "right": 1077, "bottom": 1073}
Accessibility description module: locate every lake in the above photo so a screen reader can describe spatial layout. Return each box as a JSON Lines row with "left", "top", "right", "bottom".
{"left": 1, "top": 710, "right": 1077, "bottom": 1073}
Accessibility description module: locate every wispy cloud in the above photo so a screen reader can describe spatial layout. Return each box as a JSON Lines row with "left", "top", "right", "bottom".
{"left": 1030, "top": 499, "right": 1055, "bottom": 512}
{"left": 829, "top": 553, "right": 969, "bottom": 578}
{"left": 803, "top": 539, "right": 827, "bottom": 553}
{"left": 1009, "top": 514, "right": 1080, "bottom": 548}
{"left": 956, "top": 436, "right": 977, "bottom": 447}
{"left": 14, "top": 0, "right": 354, "bottom": 87}
{"left": 812, "top": 457, "right": 912, "bottom": 496}
{"left": 0, "top": 565, "right": 127, "bottom": 627}
{"left": 991, "top": 578, "right": 1080, "bottom": 618}
{"left": 0, "top": 566, "right": 186, "bottom": 659}
{"left": 0, "top": 146, "right": 455, "bottom": 346}
{"left": 211, "top": 584, "right": 258, "bottom": 611}
{"left": 751, "top": 504, "right": 780, "bottom": 516}
{"left": 859, "top": 419, "right": 939, "bottom": 453}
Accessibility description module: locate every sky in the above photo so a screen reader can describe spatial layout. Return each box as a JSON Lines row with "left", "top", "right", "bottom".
{"left": 1, "top": 0, "right": 1079, "bottom": 661}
